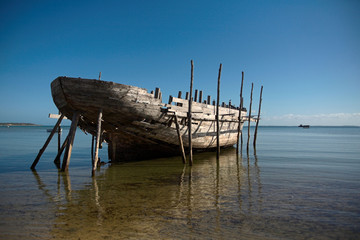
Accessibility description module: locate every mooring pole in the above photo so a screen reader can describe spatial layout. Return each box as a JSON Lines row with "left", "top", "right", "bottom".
{"left": 93, "top": 109, "right": 103, "bottom": 175}
{"left": 216, "top": 63, "right": 222, "bottom": 159}
{"left": 236, "top": 71, "right": 244, "bottom": 153}
{"left": 31, "top": 114, "right": 65, "bottom": 170}
{"left": 253, "top": 85, "right": 263, "bottom": 149}
{"left": 61, "top": 112, "right": 80, "bottom": 171}
{"left": 247, "top": 83, "right": 254, "bottom": 154}
{"left": 188, "top": 60, "right": 194, "bottom": 166}
{"left": 174, "top": 114, "right": 186, "bottom": 164}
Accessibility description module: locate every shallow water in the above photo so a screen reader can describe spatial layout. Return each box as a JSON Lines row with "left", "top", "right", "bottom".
{"left": 0, "top": 126, "right": 359, "bottom": 239}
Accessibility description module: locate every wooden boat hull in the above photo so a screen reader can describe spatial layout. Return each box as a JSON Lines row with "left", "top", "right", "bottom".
{"left": 51, "top": 77, "right": 248, "bottom": 161}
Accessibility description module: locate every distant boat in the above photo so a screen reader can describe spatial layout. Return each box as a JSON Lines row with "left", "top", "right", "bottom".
{"left": 298, "top": 124, "right": 310, "bottom": 128}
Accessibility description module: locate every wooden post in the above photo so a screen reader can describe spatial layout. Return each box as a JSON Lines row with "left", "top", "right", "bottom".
{"left": 154, "top": 88, "right": 160, "bottom": 99}
{"left": 168, "top": 95, "right": 173, "bottom": 104}
{"left": 216, "top": 63, "right": 222, "bottom": 159}
{"left": 91, "top": 135, "right": 95, "bottom": 163}
{"left": 174, "top": 114, "right": 186, "bottom": 164}
{"left": 31, "top": 114, "right": 65, "bottom": 170}
{"left": 199, "top": 91, "right": 203, "bottom": 103}
{"left": 54, "top": 135, "right": 69, "bottom": 168}
{"left": 253, "top": 86, "right": 263, "bottom": 148}
{"left": 99, "top": 72, "right": 101, "bottom": 80}
{"left": 177, "top": 91, "right": 182, "bottom": 106}
{"left": 93, "top": 109, "right": 103, "bottom": 174}
{"left": 207, "top": 95, "right": 211, "bottom": 105}
{"left": 185, "top": 92, "right": 189, "bottom": 100}
{"left": 236, "top": 71, "right": 244, "bottom": 153}
{"left": 61, "top": 112, "right": 80, "bottom": 171}
{"left": 194, "top": 89, "right": 198, "bottom": 102}
{"left": 247, "top": 83, "right": 254, "bottom": 154}
{"left": 188, "top": 60, "right": 194, "bottom": 166}
{"left": 57, "top": 112, "right": 61, "bottom": 153}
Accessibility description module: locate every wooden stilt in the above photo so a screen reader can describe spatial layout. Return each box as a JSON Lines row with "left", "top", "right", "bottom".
{"left": 91, "top": 135, "right": 95, "bottom": 163}
{"left": 57, "top": 112, "right": 61, "bottom": 153}
{"left": 31, "top": 114, "right": 65, "bottom": 170}
{"left": 54, "top": 135, "right": 69, "bottom": 168}
{"left": 216, "top": 63, "right": 222, "bottom": 159}
{"left": 93, "top": 109, "right": 103, "bottom": 174}
{"left": 236, "top": 71, "right": 244, "bottom": 153}
{"left": 247, "top": 83, "right": 254, "bottom": 154}
{"left": 188, "top": 60, "right": 194, "bottom": 166}
{"left": 253, "top": 86, "right": 263, "bottom": 148}
{"left": 174, "top": 114, "right": 186, "bottom": 164}
{"left": 61, "top": 112, "right": 80, "bottom": 171}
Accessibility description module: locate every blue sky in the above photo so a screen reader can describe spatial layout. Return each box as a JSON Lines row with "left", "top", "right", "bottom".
{"left": 1, "top": 0, "right": 359, "bottom": 126}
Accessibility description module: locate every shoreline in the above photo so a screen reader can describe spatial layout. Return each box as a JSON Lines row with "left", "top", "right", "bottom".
{"left": 0, "top": 123, "right": 39, "bottom": 126}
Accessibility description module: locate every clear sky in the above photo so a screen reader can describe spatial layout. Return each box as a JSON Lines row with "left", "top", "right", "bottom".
{"left": 1, "top": 0, "right": 359, "bottom": 126}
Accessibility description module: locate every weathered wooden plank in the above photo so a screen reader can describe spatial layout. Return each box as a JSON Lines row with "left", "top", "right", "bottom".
{"left": 49, "top": 113, "right": 68, "bottom": 119}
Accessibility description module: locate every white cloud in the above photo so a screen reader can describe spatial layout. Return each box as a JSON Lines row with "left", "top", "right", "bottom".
{"left": 260, "top": 113, "right": 360, "bottom": 126}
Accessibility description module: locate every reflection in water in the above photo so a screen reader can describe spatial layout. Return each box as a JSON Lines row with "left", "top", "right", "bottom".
{"left": 30, "top": 147, "right": 359, "bottom": 239}
{"left": 32, "top": 149, "right": 263, "bottom": 239}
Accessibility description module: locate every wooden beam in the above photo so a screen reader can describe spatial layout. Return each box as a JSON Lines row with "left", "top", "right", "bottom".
{"left": 93, "top": 109, "right": 103, "bottom": 174}
{"left": 31, "top": 114, "right": 65, "bottom": 170}
{"left": 174, "top": 114, "right": 186, "bottom": 164}
{"left": 61, "top": 112, "right": 80, "bottom": 171}
{"left": 253, "top": 85, "right": 263, "bottom": 149}
{"left": 216, "top": 63, "right": 222, "bottom": 159}
{"left": 247, "top": 83, "right": 254, "bottom": 154}
{"left": 188, "top": 60, "right": 194, "bottom": 166}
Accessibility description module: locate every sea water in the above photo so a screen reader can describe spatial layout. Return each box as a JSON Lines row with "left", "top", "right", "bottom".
{"left": 0, "top": 126, "right": 359, "bottom": 239}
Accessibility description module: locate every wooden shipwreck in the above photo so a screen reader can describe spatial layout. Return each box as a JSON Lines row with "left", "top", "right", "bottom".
{"left": 50, "top": 76, "right": 252, "bottom": 163}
